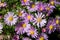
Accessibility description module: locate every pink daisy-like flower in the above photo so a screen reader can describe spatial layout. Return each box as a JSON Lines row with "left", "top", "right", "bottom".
{"left": 26, "top": 27, "right": 38, "bottom": 38}
{"left": 20, "top": 0, "right": 30, "bottom": 5}
{"left": 15, "top": 21, "right": 31, "bottom": 35}
{"left": 33, "top": 12, "right": 46, "bottom": 28}
{"left": 36, "top": 33, "right": 48, "bottom": 40}
{"left": 4, "top": 12, "right": 18, "bottom": 26}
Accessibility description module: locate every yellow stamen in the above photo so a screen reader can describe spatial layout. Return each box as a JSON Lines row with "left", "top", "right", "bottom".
{"left": 24, "top": 0, "right": 27, "bottom": 3}
{"left": 18, "top": 12, "right": 22, "bottom": 17}
{"left": 30, "top": 30, "right": 34, "bottom": 35}
{"left": 22, "top": 23, "right": 26, "bottom": 28}
{"left": 46, "top": 7, "right": 50, "bottom": 10}
{"left": 32, "top": 4, "right": 35, "bottom": 8}
{"left": 39, "top": 37, "right": 44, "bottom": 40}
{"left": 40, "top": 7, "right": 43, "bottom": 11}
{"left": 50, "top": 1, "right": 54, "bottom": 5}
{"left": 56, "top": 19, "right": 59, "bottom": 24}
{"left": 37, "top": 18, "right": 42, "bottom": 23}
{"left": 27, "top": 15, "right": 31, "bottom": 20}
{"left": 8, "top": 16, "right": 13, "bottom": 21}
{"left": 49, "top": 25, "right": 53, "bottom": 30}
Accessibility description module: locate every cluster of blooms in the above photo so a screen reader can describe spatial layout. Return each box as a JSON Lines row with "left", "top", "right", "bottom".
{"left": 0, "top": 0, "right": 60, "bottom": 40}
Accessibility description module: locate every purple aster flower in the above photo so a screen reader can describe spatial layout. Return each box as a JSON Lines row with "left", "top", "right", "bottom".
{"left": 36, "top": 33, "right": 48, "bottom": 40}
{"left": 49, "top": 0, "right": 60, "bottom": 6}
{"left": 24, "top": 13, "right": 34, "bottom": 22}
{"left": 37, "top": 2, "right": 45, "bottom": 12}
{"left": 15, "top": 21, "right": 31, "bottom": 34}
{"left": 54, "top": 16, "right": 60, "bottom": 31}
{"left": 22, "top": 37, "right": 32, "bottom": 40}
{"left": 27, "top": 2, "right": 38, "bottom": 12}
{"left": 0, "top": 1, "right": 7, "bottom": 8}
{"left": 33, "top": 12, "right": 46, "bottom": 28}
{"left": 20, "top": 0, "right": 30, "bottom": 5}
{"left": 55, "top": 16, "right": 60, "bottom": 25}
{"left": 46, "top": 18, "right": 56, "bottom": 34}
{"left": 17, "top": 9, "right": 27, "bottom": 19}
{"left": 12, "top": 35, "right": 19, "bottom": 40}
{"left": 26, "top": 27, "right": 38, "bottom": 38}
{"left": 45, "top": 3, "right": 55, "bottom": 16}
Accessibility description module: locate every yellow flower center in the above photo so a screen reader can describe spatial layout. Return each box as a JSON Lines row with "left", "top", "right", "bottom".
{"left": 56, "top": 19, "right": 59, "bottom": 24}
{"left": 32, "top": 4, "right": 35, "bottom": 8}
{"left": 18, "top": 12, "right": 22, "bottom": 17}
{"left": 50, "top": 1, "right": 54, "bottom": 5}
{"left": 27, "top": 15, "right": 31, "bottom": 20}
{"left": 40, "top": 7, "right": 43, "bottom": 11}
{"left": 30, "top": 30, "right": 34, "bottom": 35}
{"left": 49, "top": 25, "right": 53, "bottom": 30}
{"left": 46, "top": 7, "right": 50, "bottom": 10}
{"left": 37, "top": 18, "right": 42, "bottom": 23}
{"left": 39, "top": 37, "right": 44, "bottom": 40}
{"left": 8, "top": 16, "right": 13, "bottom": 21}
{"left": 24, "top": 0, "right": 27, "bottom": 3}
{"left": 22, "top": 23, "right": 26, "bottom": 28}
